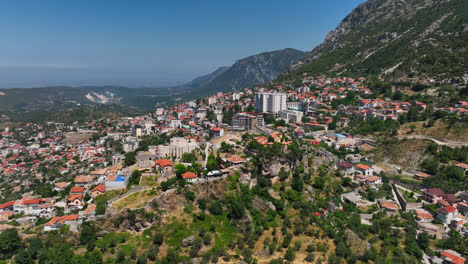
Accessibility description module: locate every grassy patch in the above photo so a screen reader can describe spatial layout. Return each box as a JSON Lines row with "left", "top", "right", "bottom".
{"left": 140, "top": 175, "right": 160, "bottom": 187}
{"left": 96, "top": 232, "right": 131, "bottom": 249}
{"left": 163, "top": 221, "right": 192, "bottom": 248}
{"left": 112, "top": 189, "right": 160, "bottom": 210}
{"left": 190, "top": 213, "right": 237, "bottom": 249}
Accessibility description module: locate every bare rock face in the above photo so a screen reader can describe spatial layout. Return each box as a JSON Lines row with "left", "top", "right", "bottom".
{"left": 252, "top": 196, "right": 276, "bottom": 211}
{"left": 153, "top": 190, "right": 187, "bottom": 211}
{"left": 190, "top": 257, "right": 202, "bottom": 264}
{"left": 181, "top": 235, "right": 195, "bottom": 247}
{"left": 344, "top": 229, "right": 370, "bottom": 257}
{"left": 259, "top": 246, "right": 271, "bottom": 257}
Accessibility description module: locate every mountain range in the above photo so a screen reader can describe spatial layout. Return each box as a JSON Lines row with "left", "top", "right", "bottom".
{"left": 0, "top": 48, "right": 305, "bottom": 118}
{"left": 286, "top": 0, "right": 468, "bottom": 84}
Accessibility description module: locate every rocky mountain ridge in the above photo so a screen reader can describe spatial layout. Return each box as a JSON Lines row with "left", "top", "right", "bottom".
{"left": 288, "top": 0, "right": 467, "bottom": 85}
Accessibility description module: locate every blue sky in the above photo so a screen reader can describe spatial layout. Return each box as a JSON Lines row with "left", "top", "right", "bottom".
{"left": 0, "top": 0, "right": 365, "bottom": 88}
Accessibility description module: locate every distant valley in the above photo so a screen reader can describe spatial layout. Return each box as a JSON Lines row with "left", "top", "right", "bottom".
{"left": 0, "top": 48, "right": 306, "bottom": 121}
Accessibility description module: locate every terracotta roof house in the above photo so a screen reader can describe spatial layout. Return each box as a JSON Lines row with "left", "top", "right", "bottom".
{"left": 0, "top": 211, "right": 14, "bottom": 221}
{"left": 182, "top": 171, "right": 197, "bottom": 183}
{"left": 415, "top": 210, "right": 434, "bottom": 223}
{"left": 441, "top": 250, "right": 466, "bottom": 264}
{"left": 67, "top": 194, "right": 83, "bottom": 209}
{"left": 83, "top": 204, "right": 96, "bottom": 217}
{"left": 70, "top": 186, "right": 85, "bottom": 194}
{"left": 154, "top": 159, "right": 174, "bottom": 174}
{"left": 44, "top": 215, "right": 81, "bottom": 232}
{"left": 91, "top": 184, "right": 106, "bottom": 198}
{"left": 226, "top": 155, "right": 246, "bottom": 164}
{"left": 74, "top": 175, "right": 95, "bottom": 186}
{"left": 54, "top": 182, "right": 68, "bottom": 190}
{"left": 355, "top": 163, "right": 374, "bottom": 176}
{"left": 365, "top": 176, "right": 382, "bottom": 186}
{"left": 380, "top": 202, "right": 399, "bottom": 214}
{"left": 414, "top": 172, "right": 431, "bottom": 180}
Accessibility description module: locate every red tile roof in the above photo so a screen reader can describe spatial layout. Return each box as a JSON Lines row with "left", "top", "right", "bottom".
{"left": 0, "top": 201, "right": 15, "bottom": 209}
{"left": 356, "top": 164, "right": 371, "bottom": 170}
{"left": 441, "top": 251, "right": 466, "bottom": 264}
{"left": 92, "top": 184, "right": 106, "bottom": 193}
{"left": 154, "top": 159, "right": 174, "bottom": 168}
{"left": 67, "top": 194, "right": 82, "bottom": 202}
{"left": 71, "top": 186, "right": 84, "bottom": 193}
{"left": 45, "top": 215, "right": 79, "bottom": 226}
{"left": 182, "top": 171, "right": 197, "bottom": 179}
{"left": 380, "top": 202, "right": 398, "bottom": 210}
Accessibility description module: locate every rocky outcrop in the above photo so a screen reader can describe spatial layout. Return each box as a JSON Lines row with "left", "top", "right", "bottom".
{"left": 344, "top": 229, "right": 370, "bottom": 257}
{"left": 181, "top": 235, "right": 195, "bottom": 247}
{"left": 252, "top": 196, "right": 276, "bottom": 211}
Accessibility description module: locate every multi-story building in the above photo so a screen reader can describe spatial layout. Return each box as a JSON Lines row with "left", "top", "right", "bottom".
{"left": 123, "top": 137, "right": 139, "bottom": 153}
{"left": 280, "top": 110, "right": 304, "bottom": 123}
{"left": 422, "top": 188, "right": 446, "bottom": 204}
{"left": 255, "top": 92, "right": 287, "bottom": 113}
{"left": 157, "top": 137, "right": 198, "bottom": 159}
{"left": 437, "top": 206, "right": 457, "bottom": 224}
{"left": 208, "top": 97, "right": 217, "bottom": 105}
{"left": 232, "top": 112, "right": 264, "bottom": 131}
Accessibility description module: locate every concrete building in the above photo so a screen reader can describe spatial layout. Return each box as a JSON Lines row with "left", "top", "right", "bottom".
{"left": 232, "top": 112, "right": 264, "bottom": 131}
{"left": 157, "top": 137, "right": 198, "bottom": 159}
{"left": 136, "top": 151, "right": 157, "bottom": 169}
{"left": 437, "top": 206, "right": 457, "bottom": 224}
{"left": 132, "top": 125, "right": 142, "bottom": 137}
{"left": 280, "top": 110, "right": 304, "bottom": 123}
{"left": 208, "top": 97, "right": 217, "bottom": 105}
{"left": 255, "top": 92, "right": 287, "bottom": 113}
{"left": 123, "top": 137, "right": 139, "bottom": 153}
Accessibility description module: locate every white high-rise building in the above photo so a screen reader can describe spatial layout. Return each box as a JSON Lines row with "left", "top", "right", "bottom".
{"left": 255, "top": 92, "right": 287, "bottom": 113}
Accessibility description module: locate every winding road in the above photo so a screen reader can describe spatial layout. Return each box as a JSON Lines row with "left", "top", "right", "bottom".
{"left": 398, "top": 135, "right": 468, "bottom": 147}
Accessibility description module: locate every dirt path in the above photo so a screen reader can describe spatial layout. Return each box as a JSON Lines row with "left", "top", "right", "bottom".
{"left": 398, "top": 135, "right": 468, "bottom": 147}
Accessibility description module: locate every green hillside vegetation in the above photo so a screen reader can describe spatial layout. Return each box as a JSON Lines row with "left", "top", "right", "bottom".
{"left": 285, "top": 0, "right": 468, "bottom": 83}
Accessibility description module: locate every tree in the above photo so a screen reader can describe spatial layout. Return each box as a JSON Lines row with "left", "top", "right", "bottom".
{"left": 80, "top": 222, "right": 97, "bottom": 251}
{"left": 181, "top": 152, "right": 196, "bottom": 163}
{"left": 417, "top": 232, "right": 430, "bottom": 251}
{"left": 208, "top": 201, "right": 223, "bottom": 215}
{"left": 95, "top": 198, "right": 106, "bottom": 215}
{"left": 184, "top": 190, "right": 195, "bottom": 202}
{"left": 123, "top": 152, "right": 136, "bottom": 167}
{"left": 206, "top": 154, "right": 219, "bottom": 171}
{"left": 175, "top": 164, "right": 187, "bottom": 178}
{"left": 130, "top": 170, "right": 142, "bottom": 185}
{"left": 242, "top": 248, "right": 253, "bottom": 263}
{"left": 14, "top": 249, "right": 34, "bottom": 264}
{"left": 153, "top": 233, "right": 164, "bottom": 246}
{"left": 0, "top": 228, "right": 22, "bottom": 257}
{"left": 284, "top": 247, "right": 295, "bottom": 261}
{"left": 227, "top": 198, "right": 245, "bottom": 220}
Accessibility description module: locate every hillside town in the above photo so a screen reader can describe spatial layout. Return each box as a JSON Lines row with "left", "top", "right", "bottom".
{"left": 0, "top": 75, "right": 467, "bottom": 264}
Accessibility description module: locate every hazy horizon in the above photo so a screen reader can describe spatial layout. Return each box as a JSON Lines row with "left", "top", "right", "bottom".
{"left": 0, "top": 0, "right": 365, "bottom": 88}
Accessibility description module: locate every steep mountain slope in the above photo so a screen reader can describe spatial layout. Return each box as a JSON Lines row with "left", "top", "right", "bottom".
{"left": 287, "top": 0, "right": 468, "bottom": 84}
{"left": 183, "top": 66, "right": 230, "bottom": 89}
{"left": 184, "top": 48, "right": 306, "bottom": 97}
